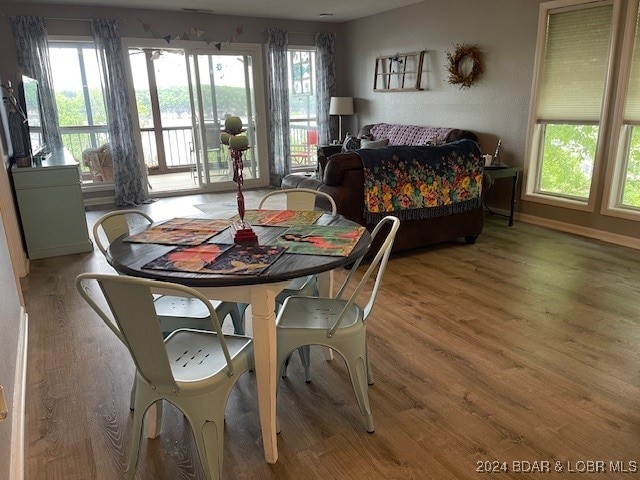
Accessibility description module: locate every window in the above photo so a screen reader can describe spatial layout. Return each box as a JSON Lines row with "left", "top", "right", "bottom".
{"left": 124, "top": 40, "right": 267, "bottom": 194}
{"left": 525, "top": 1, "right": 617, "bottom": 208}
{"left": 49, "top": 41, "right": 109, "bottom": 184}
{"left": 288, "top": 48, "right": 317, "bottom": 171}
{"left": 605, "top": 1, "right": 640, "bottom": 217}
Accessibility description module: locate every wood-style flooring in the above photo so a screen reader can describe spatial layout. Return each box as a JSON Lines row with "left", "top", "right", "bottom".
{"left": 22, "top": 191, "right": 640, "bottom": 479}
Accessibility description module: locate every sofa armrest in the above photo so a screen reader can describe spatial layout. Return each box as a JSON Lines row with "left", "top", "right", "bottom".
{"left": 323, "top": 152, "right": 363, "bottom": 186}
{"left": 317, "top": 144, "right": 343, "bottom": 175}
{"left": 446, "top": 129, "right": 478, "bottom": 143}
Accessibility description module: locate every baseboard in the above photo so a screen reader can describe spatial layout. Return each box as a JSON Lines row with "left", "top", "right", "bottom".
{"left": 513, "top": 212, "right": 640, "bottom": 251}
{"left": 10, "top": 307, "right": 28, "bottom": 480}
{"left": 83, "top": 195, "right": 115, "bottom": 207}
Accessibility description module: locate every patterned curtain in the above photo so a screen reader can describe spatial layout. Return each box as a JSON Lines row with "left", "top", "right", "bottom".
{"left": 315, "top": 32, "right": 337, "bottom": 145}
{"left": 9, "top": 16, "right": 63, "bottom": 154}
{"left": 265, "top": 29, "right": 290, "bottom": 187}
{"left": 92, "top": 19, "right": 149, "bottom": 206}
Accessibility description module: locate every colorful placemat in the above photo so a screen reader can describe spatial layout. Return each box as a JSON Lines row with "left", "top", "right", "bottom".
{"left": 229, "top": 209, "right": 323, "bottom": 227}
{"left": 124, "top": 218, "right": 231, "bottom": 245}
{"left": 158, "top": 218, "right": 233, "bottom": 231}
{"left": 275, "top": 225, "right": 366, "bottom": 256}
{"left": 143, "top": 243, "right": 287, "bottom": 275}
{"left": 143, "top": 244, "right": 232, "bottom": 273}
{"left": 202, "top": 244, "right": 287, "bottom": 275}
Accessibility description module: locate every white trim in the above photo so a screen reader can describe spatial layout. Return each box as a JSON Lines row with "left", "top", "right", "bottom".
{"left": 9, "top": 308, "right": 28, "bottom": 480}
{"left": 516, "top": 212, "right": 640, "bottom": 250}
{"left": 83, "top": 195, "right": 116, "bottom": 207}
{"left": 121, "top": 38, "right": 270, "bottom": 193}
{"left": 523, "top": 0, "right": 621, "bottom": 209}
{"left": 602, "top": 204, "right": 640, "bottom": 221}
{"left": 520, "top": 189, "right": 592, "bottom": 211}
{"left": 601, "top": 0, "right": 640, "bottom": 220}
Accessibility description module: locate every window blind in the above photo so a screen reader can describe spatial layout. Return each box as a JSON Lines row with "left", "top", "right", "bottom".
{"left": 537, "top": 4, "right": 613, "bottom": 122}
{"left": 624, "top": 9, "right": 640, "bottom": 122}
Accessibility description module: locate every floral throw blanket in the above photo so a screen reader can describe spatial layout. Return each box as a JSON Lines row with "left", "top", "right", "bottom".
{"left": 359, "top": 140, "right": 483, "bottom": 223}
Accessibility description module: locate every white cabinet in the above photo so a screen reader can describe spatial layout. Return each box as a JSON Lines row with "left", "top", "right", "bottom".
{"left": 12, "top": 151, "right": 93, "bottom": 259}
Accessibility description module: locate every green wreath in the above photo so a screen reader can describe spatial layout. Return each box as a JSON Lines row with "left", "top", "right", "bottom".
{"left": 446, "top": 44, "right": 484, "bottom": 88}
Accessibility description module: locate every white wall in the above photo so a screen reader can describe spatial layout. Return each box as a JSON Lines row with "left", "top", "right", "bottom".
{"left": 0, "top": 150, "right": 26, "bottom": 479}
{"left": 342, "top": 0, "right": 542, "bottom": 161}
{"left": 341, "top": 0, "right": 640, "bottom": 241}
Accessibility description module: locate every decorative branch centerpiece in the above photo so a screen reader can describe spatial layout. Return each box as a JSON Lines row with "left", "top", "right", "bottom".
{"left": 221, "top": 116, "right": 258, "bottom": 245}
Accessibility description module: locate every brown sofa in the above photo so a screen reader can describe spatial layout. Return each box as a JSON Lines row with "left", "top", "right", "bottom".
{"left": 281, "top": 123, "right": 485, "bottom": 253}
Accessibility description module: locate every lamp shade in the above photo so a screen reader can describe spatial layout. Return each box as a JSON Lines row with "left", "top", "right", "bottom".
{"left": 329, "top": 97, "right": 354, "bottom": 116}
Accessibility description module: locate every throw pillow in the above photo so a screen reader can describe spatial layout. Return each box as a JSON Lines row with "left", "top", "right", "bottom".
{"left": 360, "top": 138, "right": 390, "bottom": 149}
{"left": 341, "top": 133, "right": 361, "bottom": 152}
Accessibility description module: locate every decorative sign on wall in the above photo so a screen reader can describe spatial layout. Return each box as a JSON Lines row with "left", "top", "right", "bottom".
{"left": 373, "top": 50, "right": 426, "bottom": 92}
{"left": 445, "top": 44, "right": 484, "bottom": 89}
{"left": 136, "top": 17, "right": 244, "bottom": 50}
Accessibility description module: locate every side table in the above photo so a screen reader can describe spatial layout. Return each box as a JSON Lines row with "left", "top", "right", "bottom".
{"left": 484, "top": 166, "right": 521, "bottom": 227}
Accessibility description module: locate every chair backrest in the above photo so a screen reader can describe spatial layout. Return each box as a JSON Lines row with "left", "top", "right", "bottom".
{"left": 93, "top": 209, "right": 153, "bottom": 255}
{"left": 76, "top": 273, "right": 235, "bottom": 392}
{"left": 258, "top": 188, "right": 337, "bottom": 215}
{"left": 327, "top": 216, "right": 400, "bottom": 337}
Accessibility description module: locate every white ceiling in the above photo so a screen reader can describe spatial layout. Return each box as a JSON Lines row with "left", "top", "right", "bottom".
{"left": 17, "top": 0, "right": 426, "bottom": 22}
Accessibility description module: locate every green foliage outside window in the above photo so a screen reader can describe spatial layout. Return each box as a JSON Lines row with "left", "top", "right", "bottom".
{"left": 539, "top": 124, "right": 598, "bottom": 199}
{"left": 622, "top": 127, "right": 640, "bottom": 208}
{"left": 56, "top": 89, "right": 107, "bottom": 127}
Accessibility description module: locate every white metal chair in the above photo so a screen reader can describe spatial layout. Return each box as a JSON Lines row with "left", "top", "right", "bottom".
{"left": 276, "top": 215, "right": 400, "bottom": 433}
{"left": 93, "top": 209, "right": 248, "bottom": 337}
{"left": 258, "top": 188, "right": 337, "bottom": 382}
{"left": 76, "top": 273, "right": 253, "bottom": 480}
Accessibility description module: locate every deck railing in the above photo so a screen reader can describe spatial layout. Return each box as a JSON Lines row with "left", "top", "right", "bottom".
{"left": 290, "top": 120, "right": 317, "bottom": 171}
{"left": 61, "top": 120, "right": 318, "bottom": 181}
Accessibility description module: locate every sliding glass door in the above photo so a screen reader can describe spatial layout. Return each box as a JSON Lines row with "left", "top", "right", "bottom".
{"left": 188, "top": 52, "right": 259, "bottom": 187}
{"left": 126, "top": 41, "right": 267, "bottom": 195}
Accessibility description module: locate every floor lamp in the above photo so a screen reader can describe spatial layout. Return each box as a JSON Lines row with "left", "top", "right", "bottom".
{"left": 329, "top": 97, "right": 354, "bottom": 142}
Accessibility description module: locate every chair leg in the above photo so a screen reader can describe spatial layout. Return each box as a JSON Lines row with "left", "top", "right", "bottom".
{"left": 125, "top": 383, "right": 152, "bottom": 480}
{"left": 366, "top": 344, "right": 374, "bottom": 386}
{"left": 276, "top": 342, "right": 301, "bottom": 434}
{"left": 344, "top": 349, "right": 374, "bottom": 433}
{"left": 298, "top": 346, "right": 311, "bottom": 383}
{"left": 129, "top": 378, "right": 136, "bottom": 410}
{"left": 280, "top": 354, "right": 292, "bottom": 378}
{"left": 228, "top": 305, "right": 245, "bottom": 335}
{"left": 189, "top": 409, "right": 226, "bottom": 480}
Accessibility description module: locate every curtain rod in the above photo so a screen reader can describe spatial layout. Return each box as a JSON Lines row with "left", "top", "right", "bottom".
{"left": 45, "top": 17, "right": 92, "bottom": 22}
{"left": 261, "top": 29, "right": 321, "bottom": 35}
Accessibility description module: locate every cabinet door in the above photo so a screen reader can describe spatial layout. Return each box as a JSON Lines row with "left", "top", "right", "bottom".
{"left": 14, "top": 165, "right": 92, "bottom": 259}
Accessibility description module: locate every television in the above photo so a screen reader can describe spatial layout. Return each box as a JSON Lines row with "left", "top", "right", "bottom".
{"left": 19, "top": 75, "right": 46, "bottom": 158}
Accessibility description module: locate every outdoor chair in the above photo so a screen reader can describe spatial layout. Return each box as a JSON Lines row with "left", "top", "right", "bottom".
{"left": 76, "top": 273, "right": 253, "bottom": 480}
{"left": 275, "top": 215, "right": 400, "bottom": 433}
{"left": 258, "top": 188, "right": 337, "bottom": 382}
{"left": 93, "top": 209, "right": 248, "bottom": 337}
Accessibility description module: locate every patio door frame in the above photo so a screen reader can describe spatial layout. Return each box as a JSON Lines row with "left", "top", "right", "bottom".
{"left": 187, "top": 49, "right": 260, "bottom": 187}
{"left": 123, "top": 38, "right": 269, "bottom": 196}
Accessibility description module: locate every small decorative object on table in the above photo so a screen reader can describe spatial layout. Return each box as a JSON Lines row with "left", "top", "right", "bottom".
{"left": 221, "top": 116, "right": 258, "bottom": 245}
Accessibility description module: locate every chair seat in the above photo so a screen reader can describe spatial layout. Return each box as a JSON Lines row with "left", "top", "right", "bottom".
{"left": 277, "top": 296, "right": 362, "bottom": 331}
{"left": 153, "top": 295, "right": 224, "bottom": 319}
{"left": 165, "top": 329, "right": 253, "bottom": 388}
{"left": 154, "top": 295, "right": 245, "bottom": 335}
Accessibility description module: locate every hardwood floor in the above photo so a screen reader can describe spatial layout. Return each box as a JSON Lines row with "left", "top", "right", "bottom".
{"left": 22, "top": 193, "right": 640, "bottom": 479}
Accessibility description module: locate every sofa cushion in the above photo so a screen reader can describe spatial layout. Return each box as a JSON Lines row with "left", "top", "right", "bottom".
{"left": 341, "top": 133, "right": 361, "bottom": 152}
{"left": 369, "top": 123, "right": 455, "bottom": 146}
{"left": 360, "top": 138, "right": 389, "bottom": 149}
